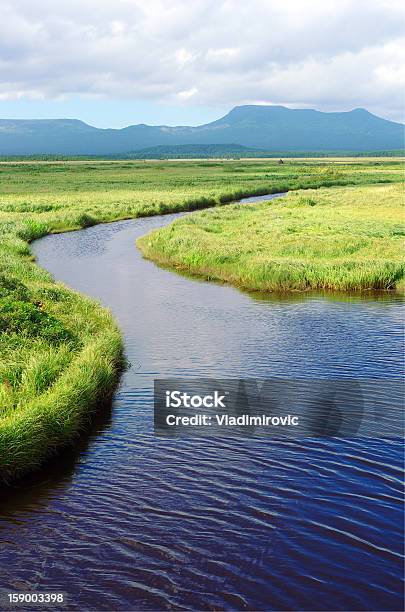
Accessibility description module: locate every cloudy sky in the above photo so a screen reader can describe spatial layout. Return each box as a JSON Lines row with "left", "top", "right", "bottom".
{"left": 1, "top": 0, "right": 404, "bottom": 127}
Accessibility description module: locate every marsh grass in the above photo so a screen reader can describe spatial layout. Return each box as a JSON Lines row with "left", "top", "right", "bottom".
{"left": 0, "top": 159, "right": 403, "bottom": 480}
{"left": 137, "top": 183, "right": 405, "bottom": 292}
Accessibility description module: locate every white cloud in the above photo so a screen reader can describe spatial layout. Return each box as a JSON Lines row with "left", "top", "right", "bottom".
{"left": 178, "top": 87, "right": 198, "bottom": 101}
{"left": 175, "top": 49, "right": 194, "bottom": 67}
{"left": 0, "top": 0, "right": 404, "bottom": 121}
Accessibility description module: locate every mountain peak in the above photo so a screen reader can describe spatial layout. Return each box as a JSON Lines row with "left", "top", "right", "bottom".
{"left": 350, "top": 107, "right": 371, "bottom": 114}
{"left": 227, "top": 104, "right": 288, "bottom": 117}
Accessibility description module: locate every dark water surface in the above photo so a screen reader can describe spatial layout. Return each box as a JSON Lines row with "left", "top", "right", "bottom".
{"left": 1, "top": 194, "right": 404, "bottom": 611}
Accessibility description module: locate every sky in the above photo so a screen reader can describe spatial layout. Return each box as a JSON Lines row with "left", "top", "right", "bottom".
{"left": 0, "top": 0, "right": 404, "bottom": 127}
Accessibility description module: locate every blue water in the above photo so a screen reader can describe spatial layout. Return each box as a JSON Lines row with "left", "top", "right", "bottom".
{"left": 0, "top": 195, "right": 403, "bottom": 611}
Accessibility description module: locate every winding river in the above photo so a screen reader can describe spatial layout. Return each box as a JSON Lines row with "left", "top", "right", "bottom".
{"left": 1, "top": 193, "right": 404, "bottom": 611}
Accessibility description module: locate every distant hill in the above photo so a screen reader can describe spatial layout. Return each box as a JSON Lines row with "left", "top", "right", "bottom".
{"left": 125, "top": 144, "right": 263, "bottom": 158}
{"left": 122, "top": 144, "right": 403, "bottom": 160}
{"left": 0, "top": 106, "right": 403, "bottom": 155}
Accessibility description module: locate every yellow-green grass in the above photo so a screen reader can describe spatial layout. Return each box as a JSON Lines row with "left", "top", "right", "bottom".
{"left": 138, "top": 183, "right": 405, "bottom": 292}
{"left": 0, "top": 159, "right": 403, "bottom": 481}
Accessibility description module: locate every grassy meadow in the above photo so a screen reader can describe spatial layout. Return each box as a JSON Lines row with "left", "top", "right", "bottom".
{"left": 0, "top": 158, "right": 403, "bottom": 480}
{"left": 138, "top": 182, "right": 405, "bottom": 292}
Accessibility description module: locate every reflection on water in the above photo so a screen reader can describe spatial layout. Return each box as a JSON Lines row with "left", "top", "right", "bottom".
{"left": 1, "top": 196, "right": 404, "bottom": 611}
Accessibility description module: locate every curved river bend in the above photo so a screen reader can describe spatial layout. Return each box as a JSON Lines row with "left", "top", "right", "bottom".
{"left": 1, "top": 194, "right": 404, "bottom": 611}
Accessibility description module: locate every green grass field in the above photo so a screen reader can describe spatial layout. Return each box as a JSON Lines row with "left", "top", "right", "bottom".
{"left": 0, "top": 158, "right": 403, "bottom": 480}
{"left": 138, "top": 182, "right": 405, "bottom": 292}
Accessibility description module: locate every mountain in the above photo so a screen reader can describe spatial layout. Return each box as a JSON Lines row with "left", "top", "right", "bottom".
{"left": 0, "top": 106, "right": 403, "bottom": 155}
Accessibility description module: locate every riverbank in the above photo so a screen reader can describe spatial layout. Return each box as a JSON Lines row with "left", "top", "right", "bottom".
{"left": 138, "top": 183, "right": 405, "bottom": 292}
{"left": 0, "top": 159, "right": 403, "bottom": 480}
